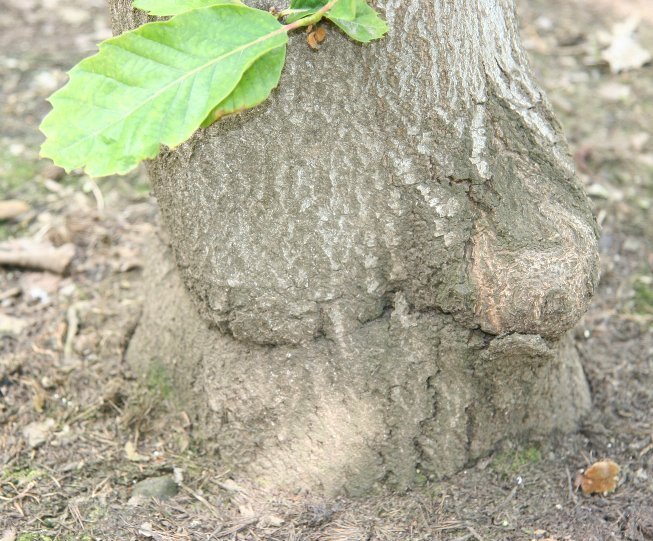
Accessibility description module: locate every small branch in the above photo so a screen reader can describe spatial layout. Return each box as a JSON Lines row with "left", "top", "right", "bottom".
{"left": 63, "top": 304, "right": 80, "bottom": 365}
{"left": 0, "top": 240, "right": 75, "bottom": 275}
{"left": 566, "top": 466, "right": 578, "bottom": 504}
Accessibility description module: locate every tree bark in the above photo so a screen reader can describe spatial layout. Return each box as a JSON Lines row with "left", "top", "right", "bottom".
{"left": 109, "top": 0, "right": 599, "bottom": 495}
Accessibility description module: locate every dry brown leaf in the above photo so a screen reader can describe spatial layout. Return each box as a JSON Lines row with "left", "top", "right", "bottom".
{"left": 314, "top": 26, "right": 327, "bottom": 44}
{"left": 125, "top": 441, "right": 149, "bottom": 462}
{"left": 575, "top": 459, "right": 620, "bottom": 495}
{"left": 307, "top": 32, "right": 319, "bottom": 49}
{"left": 33, "top": 391, "right": 46, "bottom": 412}
{"left": 601, "top": 17, "right": 652, "bottom": 73}
{"left": 307, "top": 26, "right": 326, "bottom": 49}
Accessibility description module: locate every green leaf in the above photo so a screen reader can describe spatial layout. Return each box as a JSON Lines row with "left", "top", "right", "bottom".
{"left": 325, "top": 0, "right": 355, "bottom": 20}
{"left": 285, "top": 0, "right": 355, "bottom": 24}
{"left": 40, "top": 5, "right": 287, "bottom": 177}
{"left": 286, "top": 0, "right": 386, "bottom": 43}
{"left": 328, "top": 0, "right": 388, "bottom": 42}
{"left": 201, "top": 46, "right": 285, "bottom": 127}
{"left": 132, "top": 0, "right": 241, "bottom": 17}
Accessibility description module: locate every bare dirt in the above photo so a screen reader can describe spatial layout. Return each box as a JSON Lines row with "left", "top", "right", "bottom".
{"left": 1, "top": 0, "right": 652, "bottom": 539}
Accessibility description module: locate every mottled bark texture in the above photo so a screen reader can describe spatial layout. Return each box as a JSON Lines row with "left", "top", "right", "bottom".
{"left": 110, "top": 0, "right": 599, "bottom": 495}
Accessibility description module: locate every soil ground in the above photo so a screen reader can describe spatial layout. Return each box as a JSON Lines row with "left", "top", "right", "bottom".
{"left": 1, "top": 0, "right": 652, "bottom": 539}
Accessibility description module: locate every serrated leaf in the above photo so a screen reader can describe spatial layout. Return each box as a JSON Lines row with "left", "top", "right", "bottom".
{"left": 132, "top": 0, "right": 241, "bottom": 17}
{"left": 285, "top": 0, "right": 355, "bottom": 24}
{"left": 286, "top": 0, "right": 386, "bottom": 43}
{"left": 40, "top": 5, "right": 287, "bottom": 177}
{"left": 328, "top": 0, "right": 388, "bottom": 42}
{"left": 326, "top": 0, "right": 355, "bottom": 20}
{"left": 201, "top": 45, "right": 285, "bottom": 127}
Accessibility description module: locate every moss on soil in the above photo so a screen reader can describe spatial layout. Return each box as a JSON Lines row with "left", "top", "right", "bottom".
{"left": 146, "top": 359, "right": 173, "bottom": 398}
{"left": 491, "top": 445, "right": 542, "bottom": 479}
{"left": 0, "top": 150, "right": 39, "bottom": 195}
{"left": 634, "top": 280, "right": 653, "bottom": 315}
{"left": 2, "top": 466, "right": 46, "bottom": 485}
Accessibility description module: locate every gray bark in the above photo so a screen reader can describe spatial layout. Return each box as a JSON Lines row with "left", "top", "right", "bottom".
{"left": 110, "top": 0, "right": 599, "bottom": 495}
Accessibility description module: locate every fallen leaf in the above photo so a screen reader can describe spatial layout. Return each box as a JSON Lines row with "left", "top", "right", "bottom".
{"left": 125, "top": 441, "right": 149, "bottom": 462}
{"left": 239, "top": 502, "right": 255, "bottom": 518}
{"left": 576, "top": 459, "right": 620, "bottom": 495}
{"left": 138, "top": 522, "right": 158, "bottom": 539}
{"left": 23, "top": 418, "right": 56, "bottom": 448}
{"left": 307, "top": 25, "right": 326, "bottom": 49}
{"left": 314, "top": 26, "right": 327, "bottom": 43}
{"left": 307, "top": 32, "right": 319, "bottom": 49}
{"left": 0, "top": 528, "right": 16, "bottom": 541}
{"left": 258, "top": 515, "right": 284, "bottom": 528}
{"left": 219, "top": 479, "right": 244, "bottom": 492}
{"left": 0, "top": 313, "right": 28, "bottom": 337}
{"left": 601, "top": 18, "right": 651, "bottom": 73}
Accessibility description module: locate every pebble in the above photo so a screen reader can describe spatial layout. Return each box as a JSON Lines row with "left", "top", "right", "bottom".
{"left": 23, "top": 419, "right": 56, "bottom": 448}
{"left": 40, "top": 163, "right": 66, "bottom": 181}
{"left": 131, "top": 476, "right": 178, "bottom": 501}
{"left": 0, "top": 313, "right": 28, "bottom": 337}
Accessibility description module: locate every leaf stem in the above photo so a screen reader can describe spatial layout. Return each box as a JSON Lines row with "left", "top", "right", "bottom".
{"left": 276, "top": 8, "right": 310, "bottom": 18}
{"left": 282, "top": 0, "right": 340, "bottom": 31}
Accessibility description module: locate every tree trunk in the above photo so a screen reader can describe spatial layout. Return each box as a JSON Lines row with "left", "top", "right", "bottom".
{"left": 109, "top": 0, "right": 599, "bottom": 495}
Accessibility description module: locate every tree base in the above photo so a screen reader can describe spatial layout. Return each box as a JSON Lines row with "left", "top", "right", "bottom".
{"left": 127, "top": 235, "right": 591, "bottom": 496}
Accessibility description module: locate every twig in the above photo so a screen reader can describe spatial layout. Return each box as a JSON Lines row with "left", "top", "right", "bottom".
{"left": 215, "top": 517, "right": 259, "bottom": 538}
{"left": 0, "top": 240, "right": 75, "bottom": 274}
{"left": 467, "top": 526, "right": 485, "bottom": 541}
{"left": 493, "top": 485, "right": 518, "bottom": 516}
{"left": 181, "top": 486, "right": 223, "bottom": 520}
{"left": 566, "top": 467, "right": 578, "bottom": 504}
{"left": 0, "top": 287, "right": 21, "bottom": 301}
{"left": 63, "top": 303, "right": 79, "bottom": 364}
{"left": 0, "top": 200, "right": 29, "bottom": 220}
{"left": 83, "top": 179, "right": 105, "bottom": 214}
{"left": 68, "top": 502, "right": 86, "bottom": 531}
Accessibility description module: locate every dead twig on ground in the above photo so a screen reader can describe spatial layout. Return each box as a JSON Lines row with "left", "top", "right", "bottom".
{"left": 0, "top": 240, "right": 75, "bottom": 274}
{"left": 566, "top": 466, "right": 579, "bottom": 504}
{"left": 63, "top": 303, "right": 79, "bottom": 364}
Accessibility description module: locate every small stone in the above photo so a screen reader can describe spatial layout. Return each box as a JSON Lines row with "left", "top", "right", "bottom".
{"left": 0, "top": 313, "right": 28, "bottom": 337}
{"left": 534, "top": 16, "right": 553, "bottom": 32}
{"left": 32, "top": 70, "right": 61, "bottom": 93}
{"left": 40, "top": 163, "right": 66, "bottom": 181}
{"left": 131, "top": 476, "right": 178, "bottom": 500}
{"left": 23, "top": 419, "right": 56, "bottom": 448}
{"left": 138, "top": 523, "right": 155, "bottom": 538}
